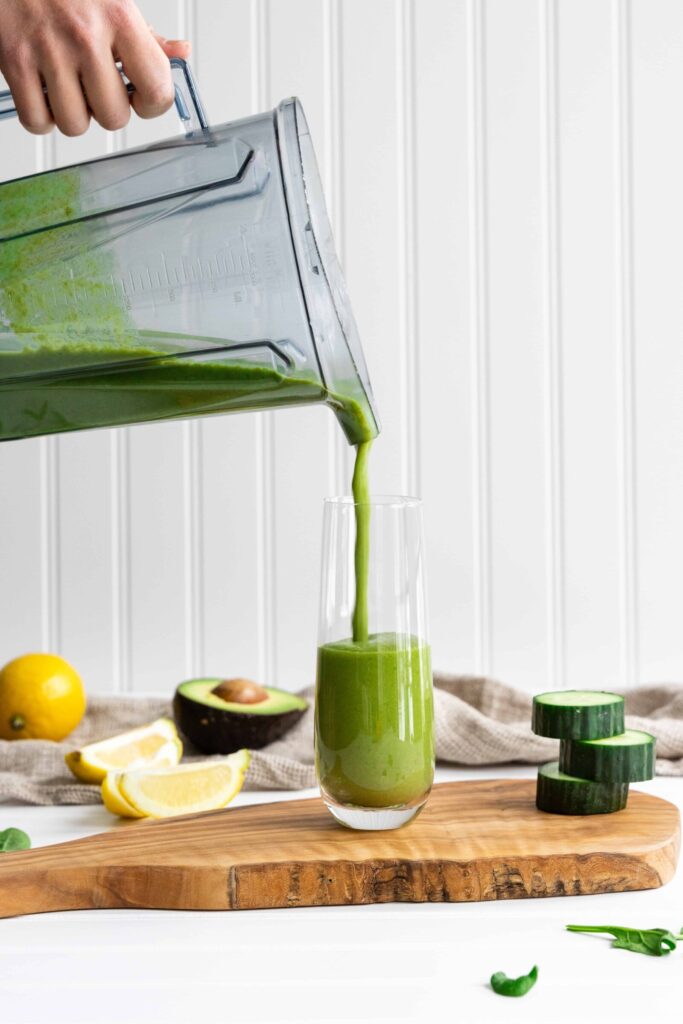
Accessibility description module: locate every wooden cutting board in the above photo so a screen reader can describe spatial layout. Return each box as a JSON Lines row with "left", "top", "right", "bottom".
{"left": 0, "top": 779, "right": 678, "bottom": 918}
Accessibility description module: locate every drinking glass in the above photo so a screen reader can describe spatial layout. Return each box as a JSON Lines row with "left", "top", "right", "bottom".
{"left": 315, "top": 496, "right": 434, "bottom": 830}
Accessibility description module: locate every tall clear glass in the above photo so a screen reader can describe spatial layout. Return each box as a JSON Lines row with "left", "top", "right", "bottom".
{"left": 315, "top": 496, "right": 434, "bottom": 830}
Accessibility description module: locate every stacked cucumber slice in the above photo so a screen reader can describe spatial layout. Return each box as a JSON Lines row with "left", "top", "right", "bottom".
{"left": 559, "top": 730, "right": 656, "bottom": 783}
{"left": 532, "top": 690, "right": 655, "bottom": 815}
{"left": 536, "top": 762, "right": 629, "bottom": 815}
{"left": 532, "top": 690, "right": 624, "bottom": 740}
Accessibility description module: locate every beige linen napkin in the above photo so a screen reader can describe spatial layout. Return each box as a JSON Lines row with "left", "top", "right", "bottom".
{"left": 1, "top": 676, "right": 682, "bottom": 805}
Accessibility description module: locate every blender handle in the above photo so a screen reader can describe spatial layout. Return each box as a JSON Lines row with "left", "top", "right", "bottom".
{"left": 169, "top": 58, "right": 209, "bottom": 134}
{"left": 0, "top": 57, "right": 208, "bottom": 135}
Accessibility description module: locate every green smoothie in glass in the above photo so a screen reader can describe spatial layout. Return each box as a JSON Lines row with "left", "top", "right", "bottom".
{"left": 315, "top": 471, "right": 434, "bottom": 823}
{"left": 316, "top": 631, "right": 434, "bottom": 809}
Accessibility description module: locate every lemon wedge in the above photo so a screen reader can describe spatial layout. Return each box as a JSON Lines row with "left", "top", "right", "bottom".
{"left": 101, "top": 771, "right": 145, "bottom": 818}
{"left": 65, "top": 717, "right": 182, "bottom": 784}
{"left": 117, "top": 750, "right": 250, "bottom": 819}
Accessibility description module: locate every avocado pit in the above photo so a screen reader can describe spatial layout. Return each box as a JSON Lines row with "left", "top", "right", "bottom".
{"left": 212, "top": 678, "right": 269, "bottom": 705}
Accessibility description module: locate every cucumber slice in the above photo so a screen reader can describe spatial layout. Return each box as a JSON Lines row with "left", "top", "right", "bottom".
{"left": 532, "top": 690, "right": 624, "bottom": 739}
{"left": 536, "top": 761, "right": 629, "bottom": 815}
{"left": 560, "top": 729, "right": 655, "bottom": 783}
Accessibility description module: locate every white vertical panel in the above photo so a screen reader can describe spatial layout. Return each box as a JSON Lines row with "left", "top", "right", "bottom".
{"left": 552, "top": 0, "right": 622, "bottom": 690}
{"left": 613, "top": 0, "right": 639, "bottom": 689}
{"left": 125, "top": 421, "right": 187, "bottom": 692}
{"left": 322, "top": 0, "right": 350, "bottom": 498}
{"left": 539, "top": 0, "right": 565, "bottom": 691}
{"left": 631, "top": 0, "right": 683, "bottom": 682}
{"left": 396, "top": 0, "right": 419, "bottom": 497}
{"left": 0, "top": 440, "right": 45, "bottom": 657}
{"left": 267, "top": 0, "right": 334, "bottom": 689}
{"left": 339, "top": 0, "right": 403, "bottom": 496}
{"left": 0, "top": 66, "right": 40, "bottom": 177}
{"left": 484, "top": 0, "right": 548, "bottom": 689}
{"left": 466, "top": 0, "right": 493, "bottom": 675}
{"left": 193, "top": 0, "right": 263, "bottom": 682}
{"left": 110, "top": 429, "right": 132, "bottom": 690}
{"left": 414, "top": 0, "right": 477, "bottom": 673}
{"left": 47, "top": 429, "right": 117, "bottom": 691}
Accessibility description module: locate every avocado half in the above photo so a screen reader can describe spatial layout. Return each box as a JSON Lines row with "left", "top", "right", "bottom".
{"left": 173, "top": 678, "right": 309, "bottom": 754}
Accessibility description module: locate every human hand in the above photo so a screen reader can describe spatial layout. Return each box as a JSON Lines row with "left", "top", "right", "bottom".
{"left": 0, "top": 0, "right": 191, "bottom": 136}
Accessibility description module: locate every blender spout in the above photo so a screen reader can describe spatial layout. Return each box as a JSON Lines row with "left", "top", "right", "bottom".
{"left": 326, "top": 375, "right": 380, "bottom": 446}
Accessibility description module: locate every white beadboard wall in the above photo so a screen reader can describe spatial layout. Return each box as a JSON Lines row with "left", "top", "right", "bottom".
{"left": 0, "top": 0, "right": 681, "bottom": 695}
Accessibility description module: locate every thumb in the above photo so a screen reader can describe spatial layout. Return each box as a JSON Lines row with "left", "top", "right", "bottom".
{"left": 158, "top": 38, "right": 192, "bottom": 60}
{"left": 148, "top": 27, "right": 192, "bottom": 60}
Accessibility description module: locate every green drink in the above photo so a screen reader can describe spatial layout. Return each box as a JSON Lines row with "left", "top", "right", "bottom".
{"left": 315, "top": 493, "right": 434, "bottom": 830}
{"left": 316, "top": 632, "right": 433, "bottom": 808}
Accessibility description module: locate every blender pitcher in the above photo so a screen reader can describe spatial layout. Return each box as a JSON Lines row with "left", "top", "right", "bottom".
{"left": 0, "top": 60, "right": 379, "bottom": 445}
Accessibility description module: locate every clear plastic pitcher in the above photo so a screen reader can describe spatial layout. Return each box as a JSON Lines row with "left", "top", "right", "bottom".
{"left": 0, "top": 60, "right": 379, "bottom": 445}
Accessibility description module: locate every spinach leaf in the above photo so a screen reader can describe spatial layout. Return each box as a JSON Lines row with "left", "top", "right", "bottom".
{"left": 0, "top": 827, "right": 31, "bottom": 852}
{"left": 490, "top": 965, "right": 538, "bottom": 997}
{"left": 567, "top": 924, "right": 683, "bottom": 957}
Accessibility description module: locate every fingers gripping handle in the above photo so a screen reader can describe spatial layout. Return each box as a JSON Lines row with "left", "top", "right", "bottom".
{"left": 0, "top": 58, "right": 208, "bottom": 134}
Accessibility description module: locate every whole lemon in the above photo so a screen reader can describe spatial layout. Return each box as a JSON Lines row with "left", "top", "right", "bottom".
{"left": 0, "top": 654, "right": 86, "bottom": 741}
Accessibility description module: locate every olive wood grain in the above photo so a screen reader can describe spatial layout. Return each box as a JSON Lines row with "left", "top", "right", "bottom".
{"left": 0, "top": 780, "right": 678, "bottom": 918}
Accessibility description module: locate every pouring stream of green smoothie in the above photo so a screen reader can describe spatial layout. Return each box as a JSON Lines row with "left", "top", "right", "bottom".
{"left": 351, "top": 440, "right": 371, "bottom": 643}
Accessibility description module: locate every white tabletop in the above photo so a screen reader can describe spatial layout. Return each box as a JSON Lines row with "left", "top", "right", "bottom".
{"left": 1, "top": 766, "right": 681, "bottom": 1024}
